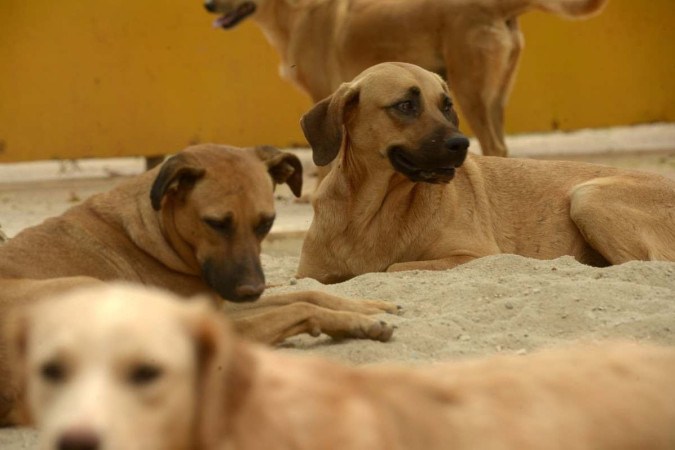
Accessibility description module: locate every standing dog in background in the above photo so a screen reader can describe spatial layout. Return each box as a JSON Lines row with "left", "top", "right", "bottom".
{"left": 296, "top": 63, "right": 675, "bottom": 284}
{"left": 10, "top": 284, "right": 675, "bottom": 450}
{"left": 204, "top": 0, "right": 607, "bottom": 158}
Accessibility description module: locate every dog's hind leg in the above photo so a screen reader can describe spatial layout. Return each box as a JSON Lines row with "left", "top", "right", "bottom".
{"left": 569, "top": 176, "right": 675, "bottom": 263}
{"left": 443, "top": 17, "right": 523, "bottom": 157}
{"left": 228, "top": 302, "right": 395, "bottom": 345}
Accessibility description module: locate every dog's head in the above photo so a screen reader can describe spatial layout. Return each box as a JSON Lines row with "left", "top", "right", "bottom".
{"left": 301, "top": 62, "right": 469, "bottom": 184}
{"left": 203, "top": 0, "right": 262, "bottom": 28}
{"left": 150, "top": 144, "right": 302, "bottom": 302}
{"left": 7, "top": 284, "right": 251, "bottom": 450}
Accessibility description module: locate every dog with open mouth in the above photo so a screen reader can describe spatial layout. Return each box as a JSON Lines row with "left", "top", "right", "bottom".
{"left": 296, "top": 62, "right": 675, "bottom": 284}
{"left": 202, "top": 0, "right": 608, "bottom": 163}
{"left": 387, "top": 128, "right": 469, "bottom": 185}
{"left": 206, "top": 0, "right": 257, "bottom": 28}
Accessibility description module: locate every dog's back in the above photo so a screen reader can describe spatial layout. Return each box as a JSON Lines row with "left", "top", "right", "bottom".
{"left": 12, "top": 284, "right": 675, "bottom": 449}
{"left": 233, "top": 342, "right": 675, "bottom": 450}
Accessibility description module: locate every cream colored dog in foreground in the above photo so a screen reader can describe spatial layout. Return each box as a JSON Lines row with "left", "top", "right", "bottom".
{"left": 297, "top": 62, "right": 675, "bottom": 283}
{"left": 10, "top": 284, "right": 675, "bottom": 450}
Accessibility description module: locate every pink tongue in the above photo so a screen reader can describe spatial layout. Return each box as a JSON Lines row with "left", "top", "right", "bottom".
{"left": 212, "top": 15, "right": 231, "bottom": 28}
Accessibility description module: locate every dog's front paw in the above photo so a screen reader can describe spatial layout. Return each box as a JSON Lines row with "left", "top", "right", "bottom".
{"left": 320, "top": 315, "right": 396, "bottom": 342}
{"left": 358, "top": 299, "right": 402, "bottom": 315}
{"left": 364, "top": 320, "right": 396, "bottom": 342}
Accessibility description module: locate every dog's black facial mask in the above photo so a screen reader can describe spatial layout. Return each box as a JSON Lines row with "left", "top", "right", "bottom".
{"left": 209, "top": 2, "right": 257, "bottom": 28}
{"left": 387, "top": 128, "right": 469, "bottom": 184}
{"left": 202, "top": 255, "right": 265, "bottom": 303}
{"left": 199, "top": 212, "right": 275, "bottom": 303}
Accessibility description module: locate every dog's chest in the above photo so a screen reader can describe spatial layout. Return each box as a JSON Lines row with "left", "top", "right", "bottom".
{"left": 323, "top": 212, "right": 432, "bottom": 276}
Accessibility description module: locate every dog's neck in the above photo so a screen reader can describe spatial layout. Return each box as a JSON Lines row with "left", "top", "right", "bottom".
{"left": 253, "top": 0, "right": 297, "bottom": 53}
{"left": 314, "top": 148, "right": 449, "bottom": 232}
{"left": 90, "top": 171, "right": 201, "bottom": 277}
{"left": 158, "top": 197, "right": 202, "bottom": 275}
{"left": 253, "top": 0, "right": 333, "bottom": 60}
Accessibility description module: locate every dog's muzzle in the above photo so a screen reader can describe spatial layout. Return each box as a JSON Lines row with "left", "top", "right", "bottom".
{"left": 388, "top": 135, "right": 469, "bottom": 184}
{"left": 207, "top": 2, "right": 257, "bottom": 29}
{"left": 202, "top": 258, "right": 265, "bottom": 303}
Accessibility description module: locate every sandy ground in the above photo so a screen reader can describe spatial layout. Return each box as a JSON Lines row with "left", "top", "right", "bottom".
{"left": 1, "top": 125, "right": 675, "bottom": 447}
{"left": 263, "top": 254, "right": 675, "bottom": 362}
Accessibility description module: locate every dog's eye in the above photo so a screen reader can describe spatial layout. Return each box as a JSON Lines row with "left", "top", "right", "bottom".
{"left": 442, "top": 97, "right": 453, "bottom": 114}
{"left": 394, "top": 100, "right": 416, "bottom": 115}
{"left": 255, "top": 217, "right": 275, "bottom": 237}
{"left": 40, "top": 361, "right": 66, "bottom": 384}
{"left": 128, "top": 364, "right": 163, "bottom": 386}
{"left": 204, "top": 216, "right": 233, "bottom": 234}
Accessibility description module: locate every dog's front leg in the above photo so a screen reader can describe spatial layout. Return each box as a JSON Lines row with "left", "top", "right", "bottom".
{"left": 230, "top": 302, "right": 396, "bottom": 345}
{"left": 386, "top": 255, "right": 479, "bottom": 273}
{"left": 255, "top": 291, "right": 400, "bottom": 315}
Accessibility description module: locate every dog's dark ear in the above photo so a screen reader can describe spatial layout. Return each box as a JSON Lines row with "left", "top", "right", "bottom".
{"left": 2, "top": 305, "right": 32, "bottom": 425}
{"left": 150, "top": 154, "right": 206, "bottom": 211}
{"left": 186, "top": 300, "right": 255, "bottom": 450}
{"left": 254, "top": 146, "right": 303, "bottom": 198}
{"left": 301, "top": 83, "right": 360, "bottom": 166}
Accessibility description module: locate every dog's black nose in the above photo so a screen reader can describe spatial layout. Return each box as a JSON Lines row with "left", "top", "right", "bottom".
{"left": 234, "top": 283, "right": 265, "bottom": 301}
{"left": 445, "top": 136, "right": 470, "bottom": 153}
{"left": 204, "top": 1, "right": 217, "bottom": 12}
{"left": 58, "top": 429, "right": 100, "bottom": 450}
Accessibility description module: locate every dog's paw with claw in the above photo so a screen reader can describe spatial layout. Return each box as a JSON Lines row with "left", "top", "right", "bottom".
{"left": 364, "top": 320, "right": 396, "bottom": 342}
{"left": 358, "top": 299, "right": 402, "bottom": 315}
{"left": 324, "top": 318, "right": 396, "bottom": 342}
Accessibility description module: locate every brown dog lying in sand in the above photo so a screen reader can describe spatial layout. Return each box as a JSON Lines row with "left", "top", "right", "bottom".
{"left": 296, "top": 62, "right": 675, "bottom": 283}
{"left": 9, "top": 283, "right": 675, "bottom": 450}
{"left": 0, "top": 144, "right": 397, "bottom": 425}
{"left": 204, "top": 0, "right": 607, "bottom": 158}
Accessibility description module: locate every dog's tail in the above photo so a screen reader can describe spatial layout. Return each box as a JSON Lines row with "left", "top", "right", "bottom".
{"left": 499, "top": 0, "right": 608, "bottom": 19}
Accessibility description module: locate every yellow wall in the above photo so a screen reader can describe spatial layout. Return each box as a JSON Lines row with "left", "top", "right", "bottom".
{"left": 512, "top": 1, "right": 675, "bottom": 132}
{"left": 1, "top": 0, "right": 673, "bottom": 162}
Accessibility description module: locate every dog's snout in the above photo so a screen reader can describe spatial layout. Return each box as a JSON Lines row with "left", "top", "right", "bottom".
{"left": 445, "top": 136, "right": 470, "bottom": 153}
{"left": 58, "top": 429, "right": 100, "bottom": 450}
{"left": 204, "top": 0, "right": 217, "bottom": 12}
{"left": 235, "top": 283, "right": 265, "bottom": 301}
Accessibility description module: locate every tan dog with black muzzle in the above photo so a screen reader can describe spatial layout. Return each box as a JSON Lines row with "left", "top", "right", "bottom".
{"left": 296, "top": 62, "right": 675, "bottom": 284}
{"left": 0, "top": 144, "right": 397, "bottom": 425}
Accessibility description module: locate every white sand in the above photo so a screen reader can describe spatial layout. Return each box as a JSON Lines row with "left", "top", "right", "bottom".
{"left": 4, "top": 253, "right": 672, "bottom": 448}
{"left": 261, "top": 254, "right": 675, "bottom": 364}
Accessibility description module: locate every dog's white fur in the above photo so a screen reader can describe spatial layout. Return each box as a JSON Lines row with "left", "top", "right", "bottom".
{"left": 9, "top": 285, "right": 209, "bottom": 450}
{"left": 10, "top": 284, "right": 675, "bottom": 450}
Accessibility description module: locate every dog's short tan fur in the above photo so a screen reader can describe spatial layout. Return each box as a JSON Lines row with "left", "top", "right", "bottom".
{"left": 0, "top": 144, "right": 397, "bottom": 425}
{"left": 205, "top": 0, "right": 606, "bottom": 158}
{"left": 10, "top": 284, "right": 675, "bottom": 450}
{"left": 297, "top": 63, "right": 675, "bottom": 283}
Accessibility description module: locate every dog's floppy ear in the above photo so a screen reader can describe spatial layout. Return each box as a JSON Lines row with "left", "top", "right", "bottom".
{"left": 301, "top": 83, "right": 360, "bottom": 166}
{"left": 254, "top": 146, "right": 303, "bottom": 198}
{"left": 2, "top": 305, "right": 33, "bottom": 425}
{"left": 150, "top": 154, "right": 206, "bottom": 211}
{"left": 186, "top": 299, "right": 256, "bottom": 450}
